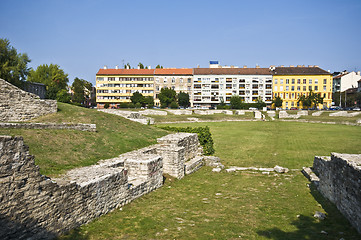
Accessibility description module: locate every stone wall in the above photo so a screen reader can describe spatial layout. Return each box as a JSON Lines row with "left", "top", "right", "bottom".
{"left": 0, "top": 132, "right": 203, "bottom": 239}
{"left": 0, "top": 79, "right": 57, "bottom": 122}
{"left": 313, "top": 153, "right": 361, "bottom": 234}
{"left": 0, "top": 122, "right": 96, "bottom": 132}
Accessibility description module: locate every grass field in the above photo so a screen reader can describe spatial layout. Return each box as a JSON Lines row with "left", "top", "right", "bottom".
{"left": 58, "top": 121, "right": 361, "bottom": 239}
{"left": 0, "top": 103, "right": 167, "bottom": 176}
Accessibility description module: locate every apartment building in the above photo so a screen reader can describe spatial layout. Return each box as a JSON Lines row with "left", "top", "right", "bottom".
{"left": 192, "top": 67, "right": 273, "bottom": 108}
{"left": 333, "top": 71, "right": 361, "bottom": 93}
{"left": 272, "top": 66, "right": 333, "bottom": 109}
{"left": 96, "top": 68, "right": 154, "bottom": 108}
{"left": 154, "top": 68, "right": 193, "bottom": 106}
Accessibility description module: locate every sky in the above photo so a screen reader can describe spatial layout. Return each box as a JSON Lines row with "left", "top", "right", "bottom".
{"left": 1, "top": 0, "right": 361, "bottom": 85}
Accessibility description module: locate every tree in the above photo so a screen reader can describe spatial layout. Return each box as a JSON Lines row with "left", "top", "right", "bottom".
{"left": 0, "top": 38, "right": 31, "bottom": 88}
{"left": 144, "top": 96, "right": 154, "bottom": 108}
{"left": 56, "top": 89, "right": 71, "bottom": 103}
{"left": 130, "top": 92, "right": 145, "bottom": 106}
{"left": 138, "top": 62, "right": 144, "bottom": 69}
{"left": 158, "top": 87, "right": 177, "bottom": 108}
{"left": 71, "top": 77, "right": 92, "bottom": 106}
{"left": 255, "top": 98, "right": 267, "bottom": 109}
{"left": 155, "top": 65, "right": 163, "bottom": 69}
{"left": 170, "top": 101, "right": 179, "bottom": 109}
{"left": 124, "top": 63, "right": 131, "bottom": 69}
{"left": 229, "top": 95, "right": 242, "bottom": 109}
{"left": 177, "top": 92, "right": 190, "bottom": 108}
{"left": 28, "top": 64, "right": 69, "bottom": 99}
{"left": 272, "top": 96, "right": 283, "bottom": 108}
{"left": 298, "top": 91, "right": 324, "bottom": 109}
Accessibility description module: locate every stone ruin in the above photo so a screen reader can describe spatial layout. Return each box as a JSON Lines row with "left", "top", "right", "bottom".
{"left": 98, "top": 109, "right": 155, "bottom": 125}
{"left": 0, "top": 132, "right": 204, "bottom": 239}
{"left": 0, "top": 78, "right": 57, "bottom": 122}
{"left": 304, "top": 153, "right": 361, "bottom": 234}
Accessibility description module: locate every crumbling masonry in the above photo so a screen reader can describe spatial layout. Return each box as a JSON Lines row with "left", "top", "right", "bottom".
{"left": 0, "top": 133, "right": 204, "bottom": 240}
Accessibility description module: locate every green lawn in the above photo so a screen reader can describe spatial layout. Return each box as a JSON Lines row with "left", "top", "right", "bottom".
{"left": 0, "top": 103, "right": 167, "bottom": 176}
{"left": 59, "top": 121, "right": 361, "bottom": 239}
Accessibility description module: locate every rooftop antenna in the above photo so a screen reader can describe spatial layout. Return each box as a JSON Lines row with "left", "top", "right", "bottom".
{"left": 122, "top": 59, "right": 125, "bottom": 68}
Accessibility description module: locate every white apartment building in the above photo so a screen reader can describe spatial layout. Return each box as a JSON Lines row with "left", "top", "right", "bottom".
{"left": 333, "top": 71, "right": 361, "bottom": 92}
{"left": 192, "top": 67, "right": 273, "bottom": 108}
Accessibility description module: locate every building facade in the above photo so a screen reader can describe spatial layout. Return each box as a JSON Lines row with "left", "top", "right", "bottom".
{"left": 154, "top": 68, "right": 193, "bottom": 106}
{"left": 96, "top": 68, "right": 154, "bottom": 108}
{"left": 333, "top": 71, "right": 361, "bottom": 93}
{"left": 192, "top": 68, "right": 273, "bottom": 108}
{"left": 272, "top": 66, "right": 333, "bottom": 109}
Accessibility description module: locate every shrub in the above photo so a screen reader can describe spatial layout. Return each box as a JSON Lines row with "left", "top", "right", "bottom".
{"left": 157, "top": 126, "right": 215, "bottom": 155}
{"left": 104, "top": 103, "right": 110, "bottom": 109}
{"left": 170, "top": 101, "right": 179, "bottom": 109}
{"left": 135, "top": 102, "right": 142, "bottom": 108}
{"left": 119, "top": 102, "right": 129, "bottom": 108}
{"left": 128, "top": 103, "right": 135, "bottom": 108}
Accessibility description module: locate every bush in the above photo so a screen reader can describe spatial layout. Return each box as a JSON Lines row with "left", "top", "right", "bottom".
{"left": 157, "top": 126, "right": 215, "bottom": 155}
{"left": 119, "top": 102, "right": 129, "bottom": 108}
{"left": 170, "top": 101, "right": 179, "bottom": 109}
{"left": 104, "top": 103, "right": 110, "bottom": 109}
{"left": 128, "top": 103, "right": 135, "bottom": 108}
{"left": 135, "top": 102, "right": 142, "bottom": 108}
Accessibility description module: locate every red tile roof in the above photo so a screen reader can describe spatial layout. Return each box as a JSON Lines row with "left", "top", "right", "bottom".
{"left": 154, "top": 68, "right": 193, "bottom": 75}
{"left": 96, "top": 69, "right": 155, "bottom": 75}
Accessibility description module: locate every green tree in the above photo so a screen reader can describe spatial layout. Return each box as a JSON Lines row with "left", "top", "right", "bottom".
{"left": 130, "top": 92, "right": 145, "bottom": 106}
{"left": 144, "top": 96, "right": 154, "bottom": 108}
{"left": 255, "top": 98, "right": 267, "bottom": 109}
{"left": 155, "top": 65, "right": 163, "bottom": 69}
{"left": 170, "top": 101, "right": 179, "bottom": 109}
{"left": 272, "top": 96, "right": 283, "bottom": 108}
{"left": 124, "top": 63, "right": 131, "bottom": 69}
{"left": 298, "top": 91, "right": 324, "bottom": 109}
{"left": 56, "top": 89, "right": 71, "bottom": 103}
{"left": 158, "top": 87, "right": 177, "bottom": 108}
{"left": 71, "top": 77, "right": 92, "bottom": 105}
{"left": 138, "top": 62, "right": 144, "bottom": 69}
{"left": 177, "top": 92, "right": 190, "bottom": 108}
{"left": 28, "top": 64, "right": 69, "bottom": 99}
{"left": 0, "top": 38, "right": 31, "bottom": 88}
{"left": 230, "top": 95, "right": 242, "bottom": 109}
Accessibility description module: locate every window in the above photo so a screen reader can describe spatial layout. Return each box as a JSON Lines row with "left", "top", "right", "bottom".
{"left": 292, "top": 79, "right": 295, "bottom": 84}
{"left": 297, "top": 86, "right": 300, "bottom": 91}
{"left": 108, "top": 77, "right": 115, "bottom": 81}
{"left": 303, "top": 79, "right": 306, "bottom": 84}
{"left": 303, "top": 86, "right": 306, "bottom": 91}
{"left": 315, "top": 86, "right": 318, "bottom": 91}
{"left": 309, "top": 86, "right": 312, "bottom": 91}
{"left": 188, "top": 78, "right": 192, "bottom": 83}
{"left": 291, "top": 86, "right": 294, "bottom": 91}
{"left": 286, "top": 79, "right": 289, "bottom": 84}
{"left": 96, "top": 77, "right": 104, "bottom": 81}
{"left": 274, "top": 86, "right": 278, "bottom": 91}
{"left": 280, "top": 86, "right": 284, "bottom": 91}
{"left": 286, "top": 86, "right": 289, "bottom": 91}
{"left": 274, "top": 79, "right": 278, "bottom": 84}
{"left": 280, "top": 79, "right": 284, "bottom": 84}
{"left": 297, "top": 79, "right": 301, "bottom": 84}
{"left": 292, "top": 93, "right": 294, "bottom": 99}
{"left": 315, "top": 79, "right": 318, "bottom": 84}
{"left": 309, "top": 79, "right": 312, "bottom": 84}
{"left": 180, "top": 78, "right": 183, "bottom": 83}
{"left": 323, "top": 86, "right": 327, "bottom": 91}
{"left": 286, "top": 93, "right": 289, "bottom": 99}
{"left": 172, "top": 78, "right": 175, "bottom": 83}
{"left": 164, "top": 79, "right": 167, "bottom": 83}
{"left": 323, "top": 79, "right": 327, "bottom": 84}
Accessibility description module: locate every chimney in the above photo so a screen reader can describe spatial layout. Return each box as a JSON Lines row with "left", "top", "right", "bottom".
{"left": 243, "top": 65, "right": 247, "bottom": 68}
{"left": 126, "top": 65, "right": 130, "bottom": 69}
{"left": 103, "top": 65, "right": 107, "bottom": 69}
{"left": 297, "top": 65, "right": 302, "bottom": 67}
{"left": 137, "top": 66, "right": 140, "bottom": 69}
{"left": 148, "top": 65, "right": 151, "bottom": 69}
{"left": 290, "top": 65, "right": 294, "bottom": 67}
{"left": 308, "top": 65, "right": 313, "bottom": 67}
{"left": 315, "top": 65, "right": 319, "bottom": 67}
{"left": 357, "top": 71, "right": 360, "bottom": 75}
{"left": 280, "top": 65, "right": 284, "bottom": 67}
{"left": 115, "top": 65, "right": 119, "bottom": 69}
{"left": 256, "top": 65, "right": 260, "bottom": 68}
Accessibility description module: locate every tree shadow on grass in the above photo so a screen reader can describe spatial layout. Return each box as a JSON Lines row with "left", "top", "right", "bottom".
{"left": 257, "top": 184, "right": 360, "bottom": 240}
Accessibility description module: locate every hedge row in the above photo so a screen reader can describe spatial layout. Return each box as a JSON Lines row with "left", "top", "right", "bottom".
{"left": 157, "top": 126, "right": 215, "bottom": 155}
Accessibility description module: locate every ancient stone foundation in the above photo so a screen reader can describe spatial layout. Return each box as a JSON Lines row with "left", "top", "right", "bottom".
{"left": 0, "top": 79, "right": 57, "bottom": 122}
{"left": 0, "top": 122, "right": 96, "bottom": 132}
{"left": 312, "top": 153, "right": 361, "bottom": 234}
{"left": 0, "top": 132, "right": 203, "bottom": 240}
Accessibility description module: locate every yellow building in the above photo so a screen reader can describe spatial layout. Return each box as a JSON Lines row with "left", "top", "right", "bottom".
{"left": 96, "top": 68, "right": 154, "bottom": 108}
{"left": 272, "top": 66, "right": 333, "bottom": 109}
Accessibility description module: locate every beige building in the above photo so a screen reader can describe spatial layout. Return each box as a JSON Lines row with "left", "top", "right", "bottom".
{"left": 154, "top": 68, "right": 193, "bottom": 106}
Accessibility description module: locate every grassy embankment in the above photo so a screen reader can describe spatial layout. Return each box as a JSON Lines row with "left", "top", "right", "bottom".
{"left": 59, "top": 121, "right": 361, "bottom": 239}
{"left": 0, "top": 103, "right": 167, "bottom": 177}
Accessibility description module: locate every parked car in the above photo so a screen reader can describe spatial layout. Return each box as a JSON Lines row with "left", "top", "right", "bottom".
{"left": 352, "top": 107, "right": 361, "bottom": 111}
{"left": 290, "top": 107, "right": 298, "bottom": 110}
{"left": 249, "top": 107, "right": 258, "bottom": 110}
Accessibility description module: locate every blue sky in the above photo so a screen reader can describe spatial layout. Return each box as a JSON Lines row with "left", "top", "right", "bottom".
{"left": 1, "top": 0, "right": 361, "bottom": 85}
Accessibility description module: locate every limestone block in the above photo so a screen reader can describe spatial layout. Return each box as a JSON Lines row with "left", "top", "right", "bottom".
{"left": 140, "top": 109, "right": 167, "bottom": 115}
{"left": 254, "top": 111, "right": 262, "bottom": 119}
{"left": 312, "top": 111, "right": 323, "bottom": 116}
{"left": 297, "top": 110, "right": 308, "bottom": 116}
{"left": 185, "top": 156, "right": 204, "bottom": 175}
{"left": 166, "top": 109, "right": 192, "bottom": 115}
{"left": 235, "top": 110, "right": 245, "bottom": 115}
